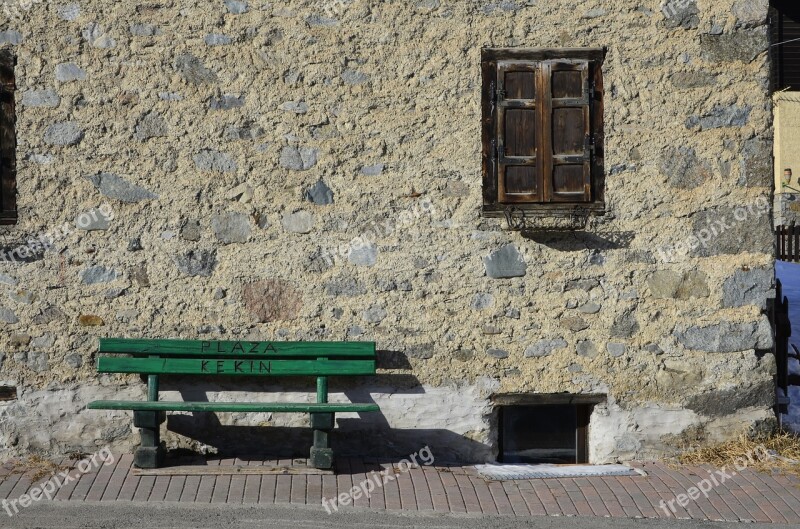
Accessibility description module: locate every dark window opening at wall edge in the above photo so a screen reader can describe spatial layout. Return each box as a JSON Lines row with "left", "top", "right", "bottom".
{"left": 0, "top": 48, "right": 16, "bottom": 225}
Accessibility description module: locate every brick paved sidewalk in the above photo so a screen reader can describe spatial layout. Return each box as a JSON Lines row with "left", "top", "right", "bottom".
{"left": 1, "top": 455, "right": 799, "bottom": 523}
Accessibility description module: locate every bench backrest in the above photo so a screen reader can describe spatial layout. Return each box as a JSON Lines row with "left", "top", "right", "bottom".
{"left": 97, "top": 338, "right": 377, "bottom": 377}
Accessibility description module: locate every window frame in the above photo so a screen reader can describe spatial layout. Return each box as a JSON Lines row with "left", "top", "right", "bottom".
{"left": 481, "top": 48, "right": 606, "bottom": 218}
{"left": 0, "top": 48, "right": 16, "bottom": 225}
{"left": 770, "top": 0, "right": 800, "bottom": 92}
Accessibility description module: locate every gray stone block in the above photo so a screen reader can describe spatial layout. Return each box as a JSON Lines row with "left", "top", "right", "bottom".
{"left": 606, "top": 343, "right": 626, "bottom": 357}
{"left": 281, "top": 101, "right": 308, "bottom": 114}
{"left": 324, "top": 278, "right": 366, "bottom": 297}
{"left": 306, "top": 15, "right": 338, "bottom": 26}
{"left": 282, "top": 211, "right": 314, "bottom": 233}
{"left": 193, "top": 150, "right": 237, "bottom": 172}
{"left": 578, "top": 302, "right": 602, "bottom": 314}
{"left": 483, "top": 244, "right": 527, "bottom": 279}
{"left": 86, "top": 173, "right": 157, "bottom": 202}
{"left": 700, "top": 30, "right": 768, "bottom": 63}
{"left": 406, "top": 343, "right": 435, "bottom": 359}
{"left": 173, "top": 249, "right": 217, "bottom": 277}
{"left": 209, "top": 94, "right": 244, "bottom": 110}
{"left": 22, "top": 88, "right": 60, "bottom": 108}
{"left": 27, "top": 351, "right": 48, "bottom": 373}
{"left": 74, "top": 207, "right": 111, "bottom": 231}
{"left": 524, "top": 338, "right": 567, "bottom": 358}
{"left": 0, "top": 307, "right": 19, "bottom": 324}
{"left": 674, "top": 317, "right": 773, "bottom": 352}
{"left": 224, "top": 0, "right": 248, "bottom": 14}
{"left": 80, "top": 265, "right": 118, "bottom": 284}
{"left": 486, "top": 348, "right": 509, "bottom": 359}
{"left": 174, "top": 53, "right": 217, "bottom": 84}
{"left": 211, "top": 212, "right": 251, "bottom": 244}
{"left": 660, "top": 146, "right": 711, "bottom": 189}
{"left": 363, "top": 305, "right": 387, "bottom": 323}
{"left": 689, "top": 206, "right": 772, "bottom": 256}
{"left": 685, "top": 379, "right": 773, "bottom": 417}
{"left": 180, "top": 219, "right": 201, "bottom": 242}
{"left": 686, "top": 105, "right": 752, "bottom": 130}
{"left": 360, "top": 163, "right": 384, "bottom": 176}
{"left": 130, "top": 23, "right": 160, "bottom": 36}
{"left": 348, "top": 241, "right": 378, "bottom": 266}
{"left": 82, "top": 23, "right": 116, "bottom": 48}
{"left": 470, "top": 292, "right": 494, "bottom": 310}
{"left": 0, "top": 30, "right": 23, "bottom": 45}
{"left": 722, "top": 267, "right": 773, "bottom": 308}
{"left": 662, "top": 0, "right": 699, "bottom": 29}
{"left": 305, "top": 180, "right": 334, "bottom": 205}
{"left": 342, "top": 69, "right": 368, "bottom": 84}
{"left": 280, "top": 146, "right": 318, "bottom": 171}
{"left": 44, "top": 121, "right": 84, "bottom": 146}
{"left": 32, "top": 306, "right": 65, "bottom": 324}
{"left": 55, "top": 63, "right": 86, "bottom": 82}
{"left": 738, "top": 136, "right": 772, "bottom": 187}
{"left": 134, "top": 113, "right": 168, "bottom": 141}
{"left": 204, "top": 34, "right": 232, "bottom": 45}
{"left": 610, "top": 311, "right": 639, "bottom": 338}
{"left": 576, "top": 340, "right": 598, "bottom": 357}
{"left": 669, "top": 71, "right": 717, "bottom": 89}
{"left": 31, "top": 334, "right": 54, "bottom": 350}
{"left": 732, "top": 0, "right": 768, "bottom": 28}
{"left": 647, "top": 270, "right": 709, "bottom": 299}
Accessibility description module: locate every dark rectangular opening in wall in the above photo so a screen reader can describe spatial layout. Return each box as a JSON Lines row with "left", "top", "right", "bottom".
{"left": 0, "top": 385, "right": 17, "bottom": 401}
{"left": 499, "top": 404, "right": 591, "bottom": 464}
{"left": 771, "top": 0, "right": 800, "bottom": 92}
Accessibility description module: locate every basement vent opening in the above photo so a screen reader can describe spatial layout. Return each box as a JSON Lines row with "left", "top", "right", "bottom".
{"left": 0, "top": 385, "right": 17, "bottom": 401}
{"left": 499, "top": 403, "right": 593, "bottom": 464}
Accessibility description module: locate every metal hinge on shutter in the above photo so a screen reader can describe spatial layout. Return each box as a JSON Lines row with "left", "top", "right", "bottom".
{"left": 494, "top": 88, "right": 506, "bottom": 102}
{"left": 585, "top": 79, "right": 595, "bottom": 101}
{"left": 584, "top": 135, "right": 596, "bottom": 157}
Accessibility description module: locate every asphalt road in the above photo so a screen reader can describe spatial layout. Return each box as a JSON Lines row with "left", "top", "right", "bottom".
{"left": 3, "top": 502, "right": 800, "bottom": 529}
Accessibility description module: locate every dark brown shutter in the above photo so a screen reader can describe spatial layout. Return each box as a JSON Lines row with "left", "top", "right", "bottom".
{"left": 542, "top": 61, "right": 592, "bottom": 203}
{"left": 495, "top": 61, "right": 542, "bottom": 203}
{"left": 0, "top": 49, "right": 16, "bottom": 224}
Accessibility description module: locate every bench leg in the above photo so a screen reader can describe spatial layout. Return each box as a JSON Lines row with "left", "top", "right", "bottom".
{"left": 309, "top": 412, "right": 334, "bottom": 470}
{"left": 133, "top": 411, "right": 165, "bottom": 469}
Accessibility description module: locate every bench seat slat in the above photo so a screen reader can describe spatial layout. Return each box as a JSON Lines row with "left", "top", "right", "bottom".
{"left": 99, "top": 338, "right": 376, "bottom": 358}
{"left": 87, "top": 400, "right": 380, "bottom": 413}
{"left": 98, "top": 357, "right": 375, "bottom": 376}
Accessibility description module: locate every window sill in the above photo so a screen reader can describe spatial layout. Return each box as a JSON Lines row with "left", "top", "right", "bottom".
{"left": 0, "top": 213, "right": 18, "bottom": 225}
{"left": 482, "top": 202, "right": 606, "bottom": 219}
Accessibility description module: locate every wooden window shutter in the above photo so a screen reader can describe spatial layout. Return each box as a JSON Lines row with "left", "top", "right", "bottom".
{"left": 482, "top": 49, "right": 604, "bottom": 215}
{"left": 495, "top": 61, "right": 542, "bottom": 203}
{"left": 542, "top": 60, "right": 592, "bottom": 203}
{"left": 0, "top": 49, "right": 16, "bottom": 224}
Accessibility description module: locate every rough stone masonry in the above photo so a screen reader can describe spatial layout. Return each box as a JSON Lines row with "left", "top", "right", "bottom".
{"left": 0, "top": 0, "right": 778, "bottom": 464}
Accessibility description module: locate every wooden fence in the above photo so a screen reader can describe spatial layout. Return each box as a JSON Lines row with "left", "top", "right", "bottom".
{"left": 777, "top": 223, "right": 800, "bottom": 262}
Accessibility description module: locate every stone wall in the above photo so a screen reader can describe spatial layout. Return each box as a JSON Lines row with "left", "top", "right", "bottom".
{"left": 0, "top": 0, "right": 778, "bottom": 464}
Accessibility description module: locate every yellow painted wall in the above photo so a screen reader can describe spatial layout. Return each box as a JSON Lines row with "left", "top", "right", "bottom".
{"left": 774, "top": 92, "right": 800, "bottom": 193}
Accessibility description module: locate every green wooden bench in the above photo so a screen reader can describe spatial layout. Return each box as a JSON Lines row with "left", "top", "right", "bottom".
{"left": 87, "top": 338, "right": 380, "bottom": 469}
